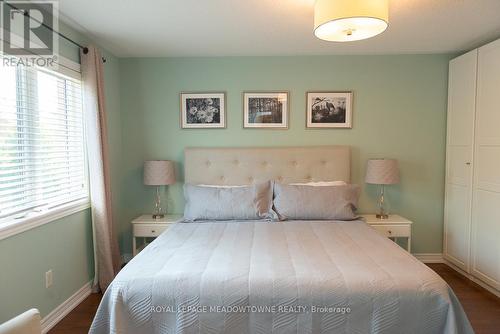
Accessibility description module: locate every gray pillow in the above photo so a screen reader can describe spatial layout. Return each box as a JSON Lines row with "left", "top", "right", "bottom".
{"left": 183, "top": 181, "right": 274, "bottom": 221}
{"left": 273, "top": 183, "right": 360, "bottom": 221}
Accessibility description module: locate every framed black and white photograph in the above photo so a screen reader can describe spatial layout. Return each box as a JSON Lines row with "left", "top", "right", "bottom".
{"left": 243, "top": 92, "right": 288, "bottom": 129}
{"left": 306, "top": 92, "right": 353, "bottom": 128}
{"left": 180, "top": 92, "right": 226, "bottom": 129}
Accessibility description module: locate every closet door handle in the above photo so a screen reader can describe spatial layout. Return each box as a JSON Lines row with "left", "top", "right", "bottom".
{"left": 466, "top": 162, "right": 471, "bottom": 165}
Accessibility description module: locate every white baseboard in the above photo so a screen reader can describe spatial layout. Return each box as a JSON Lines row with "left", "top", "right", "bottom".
{"left": 41, "top": 281, "right": 92, "bottom": 333}
{"left": 413, "top": 253, "right": 444, "bottom": 263}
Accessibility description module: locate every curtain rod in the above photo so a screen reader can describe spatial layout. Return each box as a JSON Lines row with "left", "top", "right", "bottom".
{"left": 2, "top": 1, "right": 106, "bottom": 63}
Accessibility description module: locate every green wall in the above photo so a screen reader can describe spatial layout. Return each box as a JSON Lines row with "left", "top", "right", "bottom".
{"left": 0, "top": 20, "right": 122, "bottom": 322}
{"left": 0, "top": 210, "right": 93, "bottom": 322}
{"left": 0, "top": 29, "right": 453, "bottom": 322}
{"left": 118, "top": 55, "right": 451, "bottom": 255}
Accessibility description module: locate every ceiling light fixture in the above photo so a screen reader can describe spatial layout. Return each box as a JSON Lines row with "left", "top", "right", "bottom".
{"left": 314, "top": 0, "right": 389, "bottom": 42}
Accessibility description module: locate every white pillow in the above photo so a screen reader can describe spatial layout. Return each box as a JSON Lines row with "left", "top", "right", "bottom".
{"left": 197, "top": 184, "right": 245, "bottom": 188}
{"left": 290, "top": 181, "right": 347, "bottom": 186}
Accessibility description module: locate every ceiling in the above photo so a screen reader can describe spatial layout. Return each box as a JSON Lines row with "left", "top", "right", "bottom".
{"left": 58, "top": 0, "right": 500, "bottom": 57}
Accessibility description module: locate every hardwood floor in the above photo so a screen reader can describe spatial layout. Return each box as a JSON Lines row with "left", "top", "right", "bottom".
{"left": 48, "top": 293, "right": 101, "bottom": 334}
{"left": 427, "top": 263, "right": 500, "bottom": 334}
{"left": 49, "top": 263, "right": 500, "bottom": 334}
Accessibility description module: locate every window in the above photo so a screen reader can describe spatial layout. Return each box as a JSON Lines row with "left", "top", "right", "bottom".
{"left": 0, "top": 61, "right": 88, "bottom": 222}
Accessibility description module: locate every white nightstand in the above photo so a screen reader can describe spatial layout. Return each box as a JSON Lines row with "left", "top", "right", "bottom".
{"left": 132, "top": 214, "right": 183, "bottom": 256}
{"left": 361, "top": 214, "right": 413, "bottom": 252}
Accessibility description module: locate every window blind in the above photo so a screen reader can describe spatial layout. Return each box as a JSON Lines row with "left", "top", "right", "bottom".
{"left": 0, "top": 61, "right": 88, "bottom": 219}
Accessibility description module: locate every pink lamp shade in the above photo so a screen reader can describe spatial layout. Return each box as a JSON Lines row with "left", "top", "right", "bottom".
{"left": 143, "top": 160, "right": 175, "bottom": 186}
{"left": 365, "top": 159, "right": 400, "bottom": 185}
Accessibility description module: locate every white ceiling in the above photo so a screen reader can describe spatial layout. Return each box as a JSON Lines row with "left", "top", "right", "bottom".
{"left": 59, "top": 0, "right": 500, "bottom": 57}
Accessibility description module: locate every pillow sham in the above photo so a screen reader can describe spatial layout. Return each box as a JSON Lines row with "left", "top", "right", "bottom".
{"left": 197, "top": 184, "right": 245, "bottom": 188}
{"left": 273, "top": 183, "right": 360, "bottom": 221}
{"left": 184, "top": 181, "right": 274, "bottom": 221}
{"left": 290, "top": 181, "right": 347, "bottom": 186}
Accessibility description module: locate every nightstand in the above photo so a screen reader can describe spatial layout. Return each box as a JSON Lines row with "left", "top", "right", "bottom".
{"left": 132, "top": 214, "right": 183, "bottom": 256}
{"left": 361, "top": 214, "right": 412, "bottom": 252}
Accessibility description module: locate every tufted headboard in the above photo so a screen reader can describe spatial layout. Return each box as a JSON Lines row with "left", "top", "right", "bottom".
{"left": 184, "top": 146, "right": 350, "bottom": 185}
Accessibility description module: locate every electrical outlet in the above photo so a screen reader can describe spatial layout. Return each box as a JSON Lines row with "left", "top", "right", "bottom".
{"left": 45, "top": 270, "right": 53, "bottom": 288}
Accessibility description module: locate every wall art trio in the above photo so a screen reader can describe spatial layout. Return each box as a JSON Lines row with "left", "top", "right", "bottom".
{"left": 180, "top": 91, "right": 352, "bottom": 129}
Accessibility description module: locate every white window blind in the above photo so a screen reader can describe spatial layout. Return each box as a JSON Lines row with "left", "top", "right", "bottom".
{"left": 0, "top": 61, "right": 88, "bottom": 220}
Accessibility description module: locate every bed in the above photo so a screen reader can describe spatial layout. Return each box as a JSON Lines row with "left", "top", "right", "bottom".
{"left": 90, "top": 146, "right": 472, "bottom": 334}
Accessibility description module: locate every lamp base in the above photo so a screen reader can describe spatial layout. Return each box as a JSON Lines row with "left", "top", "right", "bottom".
{"left": 152, "top": 186, "right": 165, "bottom": 220}
{"left": 376, "top": 213, "right": 389, "bottom": 219}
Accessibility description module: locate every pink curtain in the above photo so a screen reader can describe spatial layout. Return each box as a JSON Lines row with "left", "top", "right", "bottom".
{"left": 81, "top": 46, "right": 121, "bottom": 291}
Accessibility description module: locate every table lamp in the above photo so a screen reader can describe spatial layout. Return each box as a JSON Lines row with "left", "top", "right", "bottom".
{"left": 143, "top": 160, "right": 175, "bottom": 219}
{"left": 365, "top": 158, "right": 400, "bottom": 219}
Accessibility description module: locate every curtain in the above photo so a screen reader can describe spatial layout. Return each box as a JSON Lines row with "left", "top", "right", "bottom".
{"left": 81, "top": 46, "right": 121, "bottom": 291}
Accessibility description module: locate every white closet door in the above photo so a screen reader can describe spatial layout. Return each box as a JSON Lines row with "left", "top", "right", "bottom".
{"left": 444, "top": 50, "right": 477, "bottom": 271}
{"left": 471, "top": 39, "right": 500, "bottom": 289}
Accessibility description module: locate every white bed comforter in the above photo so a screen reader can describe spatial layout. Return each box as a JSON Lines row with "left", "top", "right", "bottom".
{"left": 90, "top": 221, "right": 473, "bottom": 334}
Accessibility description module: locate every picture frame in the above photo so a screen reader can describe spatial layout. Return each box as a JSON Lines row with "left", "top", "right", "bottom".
{"left": 180, "top": 92, "right": 226, "bottom": 129}
{"left": 243, "top": 91, "right": 289, "bottom": 129}
{"left": 306, "top": 91, "right": 353, "bottom": 128}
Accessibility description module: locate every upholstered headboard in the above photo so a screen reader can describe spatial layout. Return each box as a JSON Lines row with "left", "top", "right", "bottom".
{"left": 184, "top": 146, "right": 350, "bottom": 185}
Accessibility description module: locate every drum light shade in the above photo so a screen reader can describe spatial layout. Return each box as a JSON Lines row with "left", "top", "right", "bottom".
{"left": 365, "top": 159, "right": 400, "bottom": 185}
{"left": 314, "top": 0, "right": 389, "bottom": 42}
{"left": 143, "top": 160, "right": 176, "bottom": 186}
